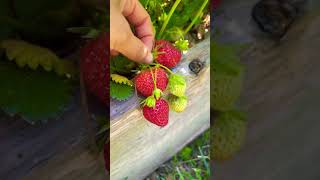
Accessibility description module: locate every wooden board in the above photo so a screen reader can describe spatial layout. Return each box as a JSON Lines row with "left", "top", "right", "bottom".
{"left": 0, "top": 94, "right": 107, "bottom": 180}
{"left": 110, "top": 38, "right": 210, "bottom": 179}
{"left": 23, "top": 140, "right": 107, "bottom": 180}
{"left": 213, "top": 1, "right": 320, "bottom": 179}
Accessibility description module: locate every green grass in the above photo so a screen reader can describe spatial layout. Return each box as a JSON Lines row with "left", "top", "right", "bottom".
{"left": 146, "top": 130, "right": 210, "bottom": 180}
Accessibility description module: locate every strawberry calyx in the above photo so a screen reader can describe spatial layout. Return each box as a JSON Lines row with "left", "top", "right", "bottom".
{"left": 140, "top": 65, "right": 164, "bottom": 108}
{"left": 153, "top": 88, "right": 162, "bottom": 100}
{"left": 141, "top": 95, "right": 156, "bottom": 108}
{"left": 174, "top": 39, "right": 189, "bottom": 51}
{"left": 151, "top": 48, "right": 165, "bottom": 63}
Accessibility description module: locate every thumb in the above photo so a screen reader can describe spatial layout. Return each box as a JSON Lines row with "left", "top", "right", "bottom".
{"left": 116, "top": 33, "right": 153, "bottom": 64}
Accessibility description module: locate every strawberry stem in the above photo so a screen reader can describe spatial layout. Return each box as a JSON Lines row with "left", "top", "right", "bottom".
{"left": 150, "top": 63, "right": 174, "bottom": 75}
{"left": 148, "top": 66, "right": 157, "bottom": 88}
{"left": 157, "top": 0, "right": 182, "bottom": 39}
{"left": 183, "top": 0, "right": 209, "bottom": 35}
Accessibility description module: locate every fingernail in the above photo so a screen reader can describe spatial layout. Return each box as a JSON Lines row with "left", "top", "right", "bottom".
{"left": 145, "top": 52, "right": 153, "bottom": 64}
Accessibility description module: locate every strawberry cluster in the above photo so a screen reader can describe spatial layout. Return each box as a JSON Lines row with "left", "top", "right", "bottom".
{"left": 79, "top": 35, "right": 188, "bottom": 128}
{"left": 135, "top": 40, "right": 188, "bottom": 127}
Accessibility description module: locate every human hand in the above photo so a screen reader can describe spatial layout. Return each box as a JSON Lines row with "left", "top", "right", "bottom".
{"left": 110, "top": 0, "right": 154, "bottom": 64}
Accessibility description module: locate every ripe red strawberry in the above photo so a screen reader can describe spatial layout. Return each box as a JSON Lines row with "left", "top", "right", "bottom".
{"left": 135, "top": 67, "right": 168, "bottom": 97}
{"left": 154, "top": 40, "right": 182, "bottom": 68}
{"left": 80, "top": 32, "right": 109, "bottom": 104}
{"left": 143, "top": 98, "right": 169, "bottom": 127}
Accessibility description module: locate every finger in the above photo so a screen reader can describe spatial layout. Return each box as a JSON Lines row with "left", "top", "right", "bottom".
{"left": 117, "top": 33, "right": 153, "bottom": 64}
{"left": 121, "top": 0, "right": 154, "bottom": 51}
{"left": 114, "top": 16, "right": 153, "bottom": 63}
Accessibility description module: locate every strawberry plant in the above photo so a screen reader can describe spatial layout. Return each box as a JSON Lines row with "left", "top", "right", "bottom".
{"left": 140, "top": 0, "right": 209, "bottom": 42}
{"left": 0, "top": 1, "right": 113, "bottom": 176}
{"left": 110, "top": 0, "right": 210, "bottom": 128}
{"left": 0, "top": 1, "right": 106, "bottom": 124}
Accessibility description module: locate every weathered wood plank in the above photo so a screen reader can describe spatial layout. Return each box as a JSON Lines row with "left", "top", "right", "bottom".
{"left": 0, "top": 94, "right": 107, "bottom": 180}
{"left": 23, "top": 140, "right": 107, "bottom": 180}
{"left": 213, "top": 1, "right": 320, "bottom": 180}
{"left": 110, "top": 38, "right": 210, "bottom": 179}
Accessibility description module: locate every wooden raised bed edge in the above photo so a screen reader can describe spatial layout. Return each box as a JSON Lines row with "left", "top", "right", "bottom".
{"left": 110, "top": 38, "right": 210, "bottom": 179}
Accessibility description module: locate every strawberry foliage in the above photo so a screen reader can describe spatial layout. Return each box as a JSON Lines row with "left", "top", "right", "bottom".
{"left": 110, "top": 55, "right": 137, "bottom": 75}
{"left": 110, "top": 81, "right": 134, "bottom": 101}
{"left": 0, "top": 61, "right": 73, "bottom": 124}
{"left": 96, "top": 116, "right": 109, "bottom": 152}
{"left": 140, "top": 0, "right": 209, "bottom": 43}
{"left": 0, "top": 0, "right": 105, "bottom": 124}
{"left": 1, "top": 40, "right": 77, "bottom": 78}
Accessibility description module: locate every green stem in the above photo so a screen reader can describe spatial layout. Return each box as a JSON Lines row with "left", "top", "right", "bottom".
{"left": 148, "top": 66, "right": 157, "bottom": 88}
{"left": 150, "top": 63, "right": 174, "bottom": 74}
{"left": 183, "top": 0, "right": 208, "bottom": 35}
{"left": 157, "top": 0, "right": 182, "bottom": 39}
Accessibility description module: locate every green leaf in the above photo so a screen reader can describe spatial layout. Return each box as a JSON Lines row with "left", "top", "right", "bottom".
{"left": 179, "top": 147, "right": 192, "bottom": 161}
{"left": 111, "top": 74, "right": 133, "bottom": 86}
{"left": 167, "top": 0, "right": 204, "bottom": 29}
{"left": 96, "top": 116, "right": 109, "bottom": 152}
{"left": 96, "top": 116, "right": 109, "bottom": 136}
{"left": 0, "top": 61, "right": 73, "bottom": 124}
{"left": 110, "top": 81, "right": 134, "bottom": 101}
{"left": 162, "top": 27, "right": 184, "bottom": 42}
{"left": 1, "top": 40, "right": 77, "bottom": 78}
{"left": 110, "top": 55, "right": 137, "bottom": 75}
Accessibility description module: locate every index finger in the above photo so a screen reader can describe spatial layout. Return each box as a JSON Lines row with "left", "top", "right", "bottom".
{"left": 120, "top": 0, "right": 155, "bottom": 52}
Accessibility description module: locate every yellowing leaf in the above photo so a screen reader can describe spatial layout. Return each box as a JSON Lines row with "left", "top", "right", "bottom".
{"left": 1, "top": 39, "right": 77, "bottom": 78}
{"left": 111, "top": 74, "right": 133, "bottom": 86}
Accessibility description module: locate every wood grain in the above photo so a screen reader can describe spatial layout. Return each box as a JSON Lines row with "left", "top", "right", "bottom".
{"left": 213, "top": 2, "right": 320, "bottom": 180}
{"left": 110, "top": 38, "right": 210, "bottom": 179}
{"left": 0, "top": 95, "right": 107, "bottom": 180}
{"left": 23, "top": 140, "right": 107, "bottom": 180}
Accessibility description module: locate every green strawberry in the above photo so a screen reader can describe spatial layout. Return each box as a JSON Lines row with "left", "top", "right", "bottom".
{"left": 212, "top": 42, "right": 245, "bottom": 111}
{"left": 211, "top": 110, "right": 247, "bottom": 161}
{"left": 169, "top": 95, "right": 188, "bottom": 112}
{"left": 168, "top": 74, "right": 186, "bottom": 97}
{"left": 212, "top": 70, "right": 243, "bottom": 111}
